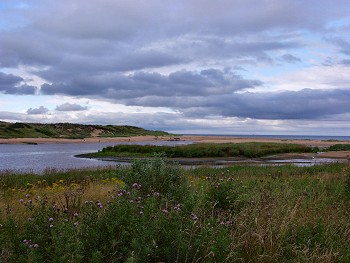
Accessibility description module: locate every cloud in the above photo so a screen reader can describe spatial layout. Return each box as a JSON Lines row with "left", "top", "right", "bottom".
{"left": 0, "top": 72, "right": 37, "bottom": 95}
{"left": 2, "top": 1, "right": 350, "bottom": 135}
{"left": 27, "top": 106, "right": 49, "bottom": 115}
{"left": 41, "top": 68, "right": 263, "bottom": 98}
{"left": 280, "top": 54, "right": 301, "bottom": 63}
{"left": 55, "top": 103, "right": 87, "bottom": 111}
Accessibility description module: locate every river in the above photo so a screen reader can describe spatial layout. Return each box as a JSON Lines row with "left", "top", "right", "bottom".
{"left": 0, "top": 141, "right": 191, "bottom": 173}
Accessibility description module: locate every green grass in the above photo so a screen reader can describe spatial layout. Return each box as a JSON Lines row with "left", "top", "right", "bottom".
{"left": 81, "top": 142, "right": 318, "bottom": 159}
{"left": 0, "top": 122, "right": 169, "bottom": 139}
{"left": 328, "top": 144, "right": 350, "bottom": 151}
{"left": 1, "top": 161, "right": 350, "bottom": 262}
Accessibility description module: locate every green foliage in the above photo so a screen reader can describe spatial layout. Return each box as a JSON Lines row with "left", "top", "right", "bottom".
{"left": 329, "top": 144, "right": 350, "bottom": 151}
{"left": 118, "top": 153, "right": 189, "bottom": 202}
{"left": 90, "top": 142, "right": 316, "bottom": 159}
{"left": 1, "top": 162, "right": 350, "bottom": 262}
{"left": 0, "top": 121, "right": 169, "bottom": 139}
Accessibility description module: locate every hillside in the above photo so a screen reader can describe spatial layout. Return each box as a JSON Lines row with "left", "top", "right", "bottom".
{"left": 0, "top": 121, "right": 169, "bottom": 139}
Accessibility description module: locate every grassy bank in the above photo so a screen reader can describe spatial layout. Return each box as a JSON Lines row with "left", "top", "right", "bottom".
{"left": 80, "top": 142, "right": 318, "bottom": 159}
{"left": 1, "top": 160, "right": 350, "bottom": 262}
{"left": 0, "top": 121, "right": 169, "bottom": 139}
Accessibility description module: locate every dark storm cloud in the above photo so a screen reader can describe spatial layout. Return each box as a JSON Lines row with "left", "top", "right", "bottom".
{"left": 0, "top": 72, "right": 37, "bottom": 95}
{"left": 1, "top": 0, "right": 341, "bottom": 79}
{"left": 41, "top": 69, "right": 262, "bottom": 98}
{"left": 27, "top": 106, "right": 49, "bottom": 115}
{"left": 182, "top": 89, "right": 350, "bottom": 120}
{"left": 55, "top": 103, "right": 87, "bottom": 111}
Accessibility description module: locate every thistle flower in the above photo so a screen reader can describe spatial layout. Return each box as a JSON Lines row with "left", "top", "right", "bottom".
{"left": 191, "top": 213, "right": 198, "bottom": 221}
{"left": 162, "top": 209, "right": 169, "bottom": 214}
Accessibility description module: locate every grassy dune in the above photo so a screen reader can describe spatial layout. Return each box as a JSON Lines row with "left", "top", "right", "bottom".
{"left": 1, "top": 160, "right": 350, "bottom": 262}
{"left": 0, "top": 121, "right": 169, "bottom": 139}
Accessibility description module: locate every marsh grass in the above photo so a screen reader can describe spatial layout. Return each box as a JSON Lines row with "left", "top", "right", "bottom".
{"left": 84, "top": 142, "right": 317, "bottom": 159}
{"left": 1, "top": 161, "right": 350, "bottom": 262}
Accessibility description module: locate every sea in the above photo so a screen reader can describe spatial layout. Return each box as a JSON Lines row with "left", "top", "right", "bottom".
{"left": 187, "top": 134, "right": 350, "bottom": 141}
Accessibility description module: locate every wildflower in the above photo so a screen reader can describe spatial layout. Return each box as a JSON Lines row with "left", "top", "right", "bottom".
{"left": 74, "top": 222, "right": 79, "bottom": 227}
{"left": 27, "top": 199, "right": 32, "bottom": 204}
{"left": 49, "top": 217, "right": 54, "bottom": 222}
{"left": 139, "top": 211, "right": 144, "bottom": 215}
{"left": 49, "top": 224, "right": 53, "bottom": 228}
{"left": 85, "top": 200, "right": 89, "bottom": 204}
{"left": 153, "top": 192, "right": 160, "bottom": 197}
{"left": 28, "top": 218, "right": 32, "bottom": 221}
{"left": 191, "top": 213, "right": 198, "bottom": 221}
{"left": 99, "top": 204, "right": 103, "bottom": 209}
{"left": 130, "top": 200, "right": 134, "bottom": 203}
{"left": 162, "top": 209, "right": 169, "bottom": 214}
{"left": 25, "top": 193, "right": 30, "bottom": 198}
{"left": 173, "top": 204, "right": 181, "bottom": 212}
{"left": 33, "top": 244, "right": 39, "bottom": 248}
{"left": 73, "top": 212, "right": 78, "bottom": 217}
{"left": 19, "top": 199, "right": 24, "bottom": 203}
{"left": 23, "top": 239, "right": 29, "bottom": 244}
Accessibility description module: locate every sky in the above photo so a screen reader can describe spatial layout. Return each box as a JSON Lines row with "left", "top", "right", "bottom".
{"left": 1, "top": 0, "right": 350, "bottom": 135}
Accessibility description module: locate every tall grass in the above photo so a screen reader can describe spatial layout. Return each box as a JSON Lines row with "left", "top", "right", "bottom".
{"left": 1, "top": 161, "right": 350, "bottom": 262}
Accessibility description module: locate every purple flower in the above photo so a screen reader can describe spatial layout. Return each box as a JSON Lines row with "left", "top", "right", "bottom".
{"left": 49, "top": 217, "right": 53, "bottom": 222}
{"left": 153, "top": 192, "right": 160, "bottom": 197}
{"left": 25, "top": 194, "right": 30, "bottom": 198}
{"left": 73, "top": 213, "right": 78, "bottom": 217}
{"left": 27, "top": 199, "right": 32, "bottom": 204}
{"left": 19, "top": 199, "right": 24, "bottom": 203}
{"left": 191, "top": 213, "right": 198, "bottom": 221}
{"left": 99, "top": 204, "right": 103, "bottom": 209}
{"left": 162, "top": 209, "right": 169, "bottom": 214}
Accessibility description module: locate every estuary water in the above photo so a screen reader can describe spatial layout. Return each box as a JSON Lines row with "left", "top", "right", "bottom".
{"left": 0, "top": 141, "right": 191, "bottom": 173}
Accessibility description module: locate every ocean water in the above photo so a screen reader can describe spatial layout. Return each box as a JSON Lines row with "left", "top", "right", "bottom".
{"left": 187, "top": 134, "right": 350, "bottom": 141}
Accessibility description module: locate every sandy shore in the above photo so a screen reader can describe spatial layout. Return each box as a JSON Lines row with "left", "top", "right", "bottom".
{"left": 1, "top": 135, "right": 350, "bottom": 159}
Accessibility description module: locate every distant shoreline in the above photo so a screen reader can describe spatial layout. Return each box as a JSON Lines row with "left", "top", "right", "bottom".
{"left": 1, "top": 135, "right": 349, "bottom": 146}
{"left": 2, "top": 135, "right": 350, "bottom": 162}
{"left": 1, "top": 134, "right": 350, "bottom": 148}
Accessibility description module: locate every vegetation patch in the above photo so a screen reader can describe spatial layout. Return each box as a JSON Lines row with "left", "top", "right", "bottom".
{"left": 1, "top": 162, "right": 350, "bottom": 262}
{"left": 0, "top": 121, "right": 169, "bottom": 139}
{"left": 81, "top": 142, "right": 318, "bottom": 159}
{"left": 328, "top": 144, "right": 350, "bottom": 151}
